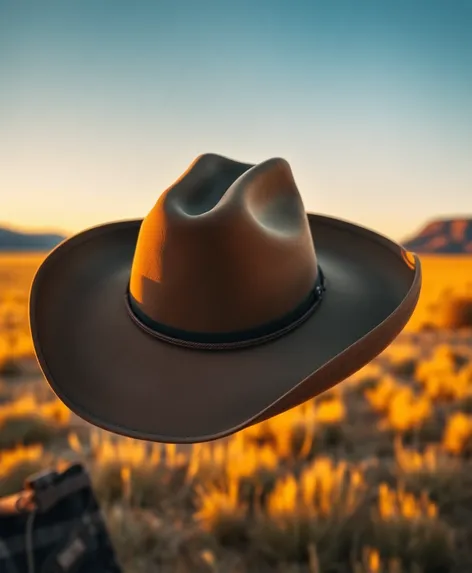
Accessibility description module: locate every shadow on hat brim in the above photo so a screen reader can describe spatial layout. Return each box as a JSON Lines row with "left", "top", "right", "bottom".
{"left": 29, "top": 214, "right": 421, "bottom": 443}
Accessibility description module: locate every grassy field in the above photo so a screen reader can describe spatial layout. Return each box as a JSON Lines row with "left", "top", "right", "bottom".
{"left": 1, "top": 252, "right": 472, "bottom": 572}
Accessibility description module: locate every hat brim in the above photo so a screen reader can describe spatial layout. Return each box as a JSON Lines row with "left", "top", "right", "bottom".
{"left": 29, "top": 214, "right": 421, "bottom": 443}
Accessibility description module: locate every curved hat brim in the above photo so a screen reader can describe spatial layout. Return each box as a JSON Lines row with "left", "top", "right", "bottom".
{"left": 29, "top": 214, "right": 421, "bottom": 443}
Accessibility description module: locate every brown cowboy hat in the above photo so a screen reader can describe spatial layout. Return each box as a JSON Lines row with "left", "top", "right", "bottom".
{"left": 29, "top": 154, "right": 421, "bottom": 443}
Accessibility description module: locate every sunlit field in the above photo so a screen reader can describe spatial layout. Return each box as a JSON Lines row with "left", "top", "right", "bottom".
{"left": 1, "top": 252, "right": 472, "bottom": 572}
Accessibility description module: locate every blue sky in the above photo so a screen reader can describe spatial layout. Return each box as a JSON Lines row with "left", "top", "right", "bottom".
{"left": 1, "top": 0, "right": 471, "bottom": 241}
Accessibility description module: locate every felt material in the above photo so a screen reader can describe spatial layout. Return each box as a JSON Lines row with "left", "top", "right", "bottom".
{"left": 29, "top": 154, "right": 421, "bottom": 443}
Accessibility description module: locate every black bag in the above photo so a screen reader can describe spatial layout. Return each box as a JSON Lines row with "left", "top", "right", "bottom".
{"left": 0, "top": 463, "right": 123, "bottom": 573}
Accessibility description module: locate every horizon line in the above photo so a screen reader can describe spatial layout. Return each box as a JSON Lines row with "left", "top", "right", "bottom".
{"left": 2, "top": 211, "right": 472, "bottom": 244}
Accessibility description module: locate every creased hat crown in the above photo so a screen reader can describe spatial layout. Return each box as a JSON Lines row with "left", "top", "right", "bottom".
{"left": 128, "top": 153, "right": 320, "bottom": 337}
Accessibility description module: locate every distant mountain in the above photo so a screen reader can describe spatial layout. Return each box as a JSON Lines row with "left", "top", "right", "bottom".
{"left": 0, "top": 227, "right": 66, "bottom": 251}
{"left": 402, "top": 218, "right": 472, "bottom": 254}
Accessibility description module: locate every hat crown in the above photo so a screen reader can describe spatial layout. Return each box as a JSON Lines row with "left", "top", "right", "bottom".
{"left": 128, "top": 153, "right": 319, "bottom": 335}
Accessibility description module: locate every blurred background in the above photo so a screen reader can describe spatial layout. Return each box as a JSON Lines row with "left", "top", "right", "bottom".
{"left": 1, "top": 1, "right": 472, "bottom": 572}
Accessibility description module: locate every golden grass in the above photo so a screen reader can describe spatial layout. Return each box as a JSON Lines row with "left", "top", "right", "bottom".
{"left": 1, "top": 251, "right": 472, "bottom": 571}
{"left": 0, "top": 252, "right": 45, "bottom": 362}
{"left": 408, "top": 255, "right": 472, "bottom": 331}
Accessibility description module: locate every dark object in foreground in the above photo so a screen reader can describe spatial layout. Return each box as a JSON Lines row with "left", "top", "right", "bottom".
{"left": 0, "top": 463, "right": 122, "bottom": 573}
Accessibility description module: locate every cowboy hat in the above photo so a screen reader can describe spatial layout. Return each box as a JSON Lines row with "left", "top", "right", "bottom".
{"left": 29, "top": 154, "right": 421, "bottom": 443}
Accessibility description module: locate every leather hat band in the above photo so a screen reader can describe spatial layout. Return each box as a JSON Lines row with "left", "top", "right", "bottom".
{"left": 125, "top": 267, "right": 326, "bottom": 351}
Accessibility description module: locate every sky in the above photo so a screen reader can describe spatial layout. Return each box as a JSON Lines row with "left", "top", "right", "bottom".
{"left": 1, "top": 0, "right": 471, "bottom": 242}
